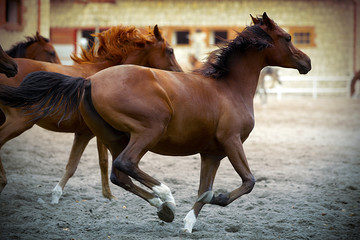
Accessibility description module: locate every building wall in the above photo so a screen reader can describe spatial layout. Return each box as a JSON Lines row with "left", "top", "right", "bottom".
{"left": 0, "top": 0, "right": 51, "bottom": 50}
{"left": 0, "top": 0, "right": 358, "bottom": 95}
{"left": 49, "top": 0, "right": 359, "bottom": 78}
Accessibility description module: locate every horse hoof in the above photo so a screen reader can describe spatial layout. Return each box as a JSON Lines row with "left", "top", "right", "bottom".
{"left": 157, "top": 202, "right": 176, "bottom": 222}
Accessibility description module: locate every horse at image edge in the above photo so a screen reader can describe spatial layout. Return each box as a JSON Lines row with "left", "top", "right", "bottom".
{"left": 0, "top": 13, "right": 311, "bottom": 233}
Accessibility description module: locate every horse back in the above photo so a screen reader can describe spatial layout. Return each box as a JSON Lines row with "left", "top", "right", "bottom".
{"left": 0, "top": 59, "right": 79, "bottom": 87}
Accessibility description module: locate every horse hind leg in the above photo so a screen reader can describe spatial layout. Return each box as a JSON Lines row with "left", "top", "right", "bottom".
{"left": 80, "top": 83, "right": 175, "bottom": 222}
{"left": 113, "top": 131, "right": 176, "bottom": 222}
{"left": 51, "top": 131, "right": 94, "bottom": 204}
{"left": 0, "top": 107, "right": 35, "bottom": 192}
{"left": 103, "top": 132, "right": 175, "bottom": 222}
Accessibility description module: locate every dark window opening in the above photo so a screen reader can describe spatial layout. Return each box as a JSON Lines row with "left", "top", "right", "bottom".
{"left": 176, "top": 31, "right": 190, "bottom": 45}
{"left": 82, "top": 30, "right": 95, "bottom": 50}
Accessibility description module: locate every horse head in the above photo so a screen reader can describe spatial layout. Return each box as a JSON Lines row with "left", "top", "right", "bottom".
{"left": 253, "top": 12, "right": 311, "bottom": 74}
{"left": 26, "top": 32, "right": 61, "bottom": 64}
{"left": 144, "top": 25, "right": 183, "bottom": 72}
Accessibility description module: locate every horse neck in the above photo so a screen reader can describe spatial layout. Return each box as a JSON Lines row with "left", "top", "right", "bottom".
{"left": 225, "top": 50, "right": 266, "bottom": 102}
{"left": 122, "top": 49, "right": 149, "bottom": 66}
{"left": 25, "top": 43, "right": 40, "bottom": 59}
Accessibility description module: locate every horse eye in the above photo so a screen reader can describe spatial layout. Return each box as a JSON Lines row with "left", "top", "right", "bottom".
{"left": 167, "top": 48, "right": 174, "bottom": 55}
{"left": 48, "top": 51, "right": 56, "bottom": 57}
{"left": 285, "top": 35, "right": 291, "bottom": 42}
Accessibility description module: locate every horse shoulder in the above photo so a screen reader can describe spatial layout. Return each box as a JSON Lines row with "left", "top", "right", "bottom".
{"left": 214, "top": 92, "right": 255, "bottom": 145}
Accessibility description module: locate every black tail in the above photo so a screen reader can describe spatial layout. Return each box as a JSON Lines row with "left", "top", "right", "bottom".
{"left": 0, "top": 71, "right": 87, "bottom": 123}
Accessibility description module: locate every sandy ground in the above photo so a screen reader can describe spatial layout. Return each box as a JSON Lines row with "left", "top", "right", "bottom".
{"left": 0, "top": 96, "right": 359, "bottom": 240}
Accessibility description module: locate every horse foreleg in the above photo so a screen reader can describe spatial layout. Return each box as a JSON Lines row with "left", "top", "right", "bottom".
{"left": 183, "top": 154, "right": 221, "bottom": 233}
{"left": 209, "top": 136, "right": 255, "bottom": 206}
{"left": 51, "top": 131, "right": 93, "bottom": 204}
{"left": 96, "top": 138, "right": 114, "bottom": 200}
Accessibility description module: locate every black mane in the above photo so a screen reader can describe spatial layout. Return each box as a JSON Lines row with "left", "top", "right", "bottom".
{"left": 195, "top": 24, "right": 274, "bottom": 79}
{"left": 6, "top": 35, "right": 50, "bottom": 58}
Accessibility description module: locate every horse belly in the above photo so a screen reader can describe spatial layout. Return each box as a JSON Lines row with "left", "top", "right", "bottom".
{"left": 151, "top": 117, "right": 220, "bottom": 156}
{"left": 36, "top": 112, "right": 89, "bottom": 133}
{"left": 151, "top": 136, "right": 217, "bottom": 156}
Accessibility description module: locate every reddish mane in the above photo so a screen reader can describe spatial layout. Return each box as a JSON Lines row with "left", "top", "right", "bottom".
{"left": 71, "top": 26, "right": 165, "bottom": 64}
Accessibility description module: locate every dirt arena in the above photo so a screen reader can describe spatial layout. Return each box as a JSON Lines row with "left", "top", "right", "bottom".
{"left": 0, "top": 96, "right": 359, "bottom": 240}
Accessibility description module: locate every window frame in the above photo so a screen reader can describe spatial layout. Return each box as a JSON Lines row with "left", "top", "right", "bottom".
{"left": 0, "top": 0, "right": 24, "bottom": 31}
{"left": 289, "top": 26, "right": 316, "bottom": 48}
{"left": 164, "top": 27, "right": 239, "bottom": 47}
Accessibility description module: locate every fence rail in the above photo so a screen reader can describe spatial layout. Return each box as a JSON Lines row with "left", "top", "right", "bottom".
{"left": 266, "top": 76, "right": 352, "bottom": 99}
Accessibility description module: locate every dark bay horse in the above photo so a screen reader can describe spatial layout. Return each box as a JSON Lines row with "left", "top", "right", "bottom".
{"left": 5, "top": 32, "right": 61, "bottom": 63}
{"left": 350, "top": 70, "right": 360, "bottom": 97}
{"left": 0, "top": 45, "right": 17, "bottom": 77}
{"left": 0, "top": 13, "right": 311, "bottom": 232}
{"left": 0, "top": 25, "right": 182, "bottom": 204}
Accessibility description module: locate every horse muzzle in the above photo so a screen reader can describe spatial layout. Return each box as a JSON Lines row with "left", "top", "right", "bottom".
{"left": 297, "top": 56, "right": 311, "bottom": 75}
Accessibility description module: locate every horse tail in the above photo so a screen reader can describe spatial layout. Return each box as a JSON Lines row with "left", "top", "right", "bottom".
{"left": 0, "top": 71, "right": 87, "bottom": 123}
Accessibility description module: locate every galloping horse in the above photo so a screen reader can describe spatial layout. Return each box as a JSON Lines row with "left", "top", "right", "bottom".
{"left": 256, "top": 66, "right": 281, "bottom": 104}
{"left": 5, "top": 32, "right": 61, "bottom": 63}
{"left": 350, "top": 70, "right": 360, "bottom": 97}
{"left": 188, "top": 54, "right": 203, "bottom": 70}
{"left": 0, "top": 13, "right": 311, "bottom": 232}
{"left": 0, "top": 45, "right": 17, "bottom": 77}
{"left": 0, "top": 25, "right": 182, "bottom": 204}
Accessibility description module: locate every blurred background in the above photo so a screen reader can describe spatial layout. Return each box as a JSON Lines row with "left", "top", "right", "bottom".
{"left": 1, "top": 0, "right": 359, "bottom": 98}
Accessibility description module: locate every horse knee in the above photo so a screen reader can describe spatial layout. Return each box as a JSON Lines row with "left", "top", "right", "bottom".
{"left": 244, "top": 176, "right": 256, "bottom": 194}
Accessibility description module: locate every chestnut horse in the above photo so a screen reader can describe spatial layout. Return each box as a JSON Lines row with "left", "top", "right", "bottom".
{"left": 0, "top": 25, "right": 182, "bottom": 204}
{"left": 0, "top": 13, "right": 311, "bottom": 232}
{"left": 5, "top": 32, "right": 61, "bottom": 64}
{"left": 0, "top": 45, "right": 18, "bottom": 77}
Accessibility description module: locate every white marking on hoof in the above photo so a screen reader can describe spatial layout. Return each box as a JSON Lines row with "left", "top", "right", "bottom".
{"left": 148, "top": 197, "right": 163, "bottom": 208}
{"left": 152, "top": 183, "right": 175, "bottom": 205}
{"left": 197, "top": 190, "right": 214, "bottom": 203}
{"left": 182, "top": 209, "right": 196, "bottom": 233}
{"left": 51, "top": 183, "right": 63, "bottom": 204}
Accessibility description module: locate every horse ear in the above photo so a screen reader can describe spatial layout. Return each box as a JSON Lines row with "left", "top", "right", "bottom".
{"left": 153, "top": 25, "right": 164, "bottom": 41}
{"left": 36, "top": 31, "right": 46, "bottom": 44}
{"left": 262, "top": 12, "right": 274, "bottom": 30}
{"left": 250, "top": 14, "right": 260, "bottom": 25}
